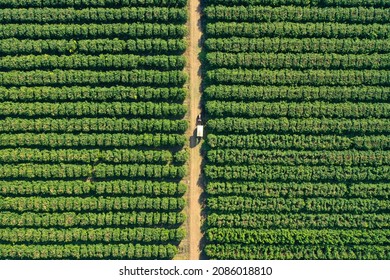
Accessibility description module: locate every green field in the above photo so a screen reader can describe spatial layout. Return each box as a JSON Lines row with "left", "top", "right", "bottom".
{"left": 0, "top": 0, "right": 188, "bottom": 259}
{"left": 203, "top": 0, "right": 390, "bottom": 259}
{"left": 0, "top": 0, "right": 389, "bottom": 260}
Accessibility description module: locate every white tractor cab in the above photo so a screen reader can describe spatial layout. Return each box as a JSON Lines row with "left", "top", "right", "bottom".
{"left": 196, "top": 114, "right": 203, "bottom": 143}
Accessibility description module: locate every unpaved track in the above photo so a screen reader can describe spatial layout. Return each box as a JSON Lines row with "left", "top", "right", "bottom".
{"left": 188, "top": 0, "right": 203, "bottom": 260}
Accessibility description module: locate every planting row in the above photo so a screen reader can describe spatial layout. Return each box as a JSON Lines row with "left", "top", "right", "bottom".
{"left": 207, "top": 213, "right": 390, "bottom": 229}
{"left": 206, "top": 134, "right": 389, "bottom": 150}
{"left": 0, "top": 243, "right": 178, "bottom": 259}
{"left": 0, "top": 149, "right": 175, "bottom": 164}
{"left": 207, "top": 149, "right": 390, "bottom": 166}
{"left": 207, "top": 228, "right": 390, "bottom": 245}
{"left": 0, "top": 38, "right": 187, "bottom": 55}
{"left": 0, "top": 70, "right": 186, "bottom": 86}
{"left": 0, "top": 133, "right": 186, "bottom": 148}
{"left": 0, "top": 101, "right": 186, "bottom": 118}
{"left": 205, "top": 37, "right": 390, "bottom": 54}
{"left": 205, "top": 165, "right": 389, "bottom": 182}
{"left": 204, "top": 85, "right": 390, "bottom": 102}
{"left": 0, "top": 196, "right": 185, "bottom": 212}
{"left": 206, "top": 101, "right": 390, "bottom": 118}
{"left": 206, "top": 22, "right": 389, "bottom": 39}
{"left": 205, "top": 0, "right": 389, "bottom": 8}
{"left": 207, "top": 52, "right": 390, "bottom": 70}
{"left": 207, "top": 117, "right": 389, "bottom": 135}
{"left": 0, "top": 211, "right": 186, "bottom": 228}
{"left": 0, "top": 7, "right": 187, "bottom": 24}
{"left": 206, "top": 182, "right": 390, "bottom": 199}
{"left": 0, "top": 227, "right": 184, "bottom": 243}
{"left": 0, "top": 164, "right": 186, "bottom": 179}
{"left": 0, "top": 54, "right": 185, "bottom": 71}
{"left": 0, "top": 23, "right": 186, "bottom": 39}
{"left": 0, "top": 0, "right": 188, "bottom": 8}
{"left": 205, "top": 5, "right": 390, "bottom": 24}
{"left": 0, "top": 118, "right": 188, "bottom": 133}
{"left": 206, "top": 69, "right": 389, "bottom": 86}
{"left": 207, "top": 196, "right": 390, "bottom": 213}
{"left": 0, "top": 180, "right": 186, "bottom": 196}
{"left": 0, "top": 86, "right": 186, "bottom": 102}
{"left": 205, "top": 244, "right": 390, "bottom": 260}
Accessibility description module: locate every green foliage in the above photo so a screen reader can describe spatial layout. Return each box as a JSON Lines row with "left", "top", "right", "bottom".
{"left": 0, "top": 7, "right": 187, "bottom": 24}
{"left": 207, "top": 117, "right": 389, "bottom": 135}
{"left": 204, "top": 1, "right": 390, "bottom": 261}
{"left": 0, "top": 70, "right": 187, "bottom": 87}
{"left": 206, "top": 101, "right": 390, "bottom": 118}
{"left": 0, "top": 38, "right": 186, "bottom": 55}
{"left": 0, "top": 101, "right": 187, "bottom": 118}
{"left": 0, "top": 118, "right": 188, "bottom": 133}
{"left": 0, "top": 86, "right": 187, "bottom": 102}
{"left": 0, "top": 244, "right": 178, "bottom": 260}
{"left": 0, "top": 133, "right": 186, "bottom": 148}
{"left": 205, "top": 37, "right": 390, "bottom": 54}
{"left": 204, "top": 85, "right": 390, "bottom": 102}
{"left": 0, "top": 0, "right": 188, "bottom": 8}
{"left": 0, "top": 54, "right": 186, "bottom": 71}
{"left": 206, "top": 22, "right": 390, "bottom": 39}
{"left": 205, "top": 5, "right": 390, "bottom": 24}
{"left": 0, "top": 23, "right": 187, "bottom": 39}
{"left": 0, "top": 211, "right": 185, "bottom": 227}
{"left": 0, "top": 0, "right": 188, "bottom": 260}
{"left": 206, "top": 213, "right": 390, "bottom": 229}
{"left": 206, "top": 52, "right": 390, "bottom": 70}
{"left": 205, "top": 244, "right": 390, "bottom": 260}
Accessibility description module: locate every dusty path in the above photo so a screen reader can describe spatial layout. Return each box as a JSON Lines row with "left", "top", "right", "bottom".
{"left": 188, "top": 0, "right": 203, "bottom": 260}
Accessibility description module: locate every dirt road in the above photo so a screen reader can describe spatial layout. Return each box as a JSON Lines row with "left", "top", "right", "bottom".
{"left": 188, "top": 0, "right": 203, "bottom": 260}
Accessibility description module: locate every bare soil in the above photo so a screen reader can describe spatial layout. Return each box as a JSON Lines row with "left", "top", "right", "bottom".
{"left": 187, "top": 0, "right": 204, "bottom": 260}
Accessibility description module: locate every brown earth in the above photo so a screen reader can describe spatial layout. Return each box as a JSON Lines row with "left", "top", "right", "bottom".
{"left": 187, "top": 0, "right": 204, "bottom": 260}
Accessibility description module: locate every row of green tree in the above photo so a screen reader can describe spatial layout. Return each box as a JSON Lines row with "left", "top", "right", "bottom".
{"left": 0, "top": 54, "right": 185, "bottom": 71}
{"left": 206, "top": 213, "right": 390, "bottom": 229}
{"left": 205, "top": 5, "right": 389, "bottom": 24}
{"left": 0, "top": 227, "right": 185, "bottom": 243}
{"left": 0, "top": 70, "right": 186, "bottom": 86}
{"left": 205, "top": 244, "right": 390, "bottom": 260}
{"left": 0, "top": 0, "right": 187, "bottom": 8}
{"left": 0, "top": 133, "right": 186, "bottom": 148}
{"left": 207, "top": 228, "right": 390, "bottom": 245}
{"left": 207, "top": 117, "right": 389, "bottom": 135}
{"left": 0, "top": 148, "right": 174, "bottom": 164}
{"left": 206, "top": 69, "right": 389, "bottom": 86}
{"left": 206, "top": 182, "right": 390, "bottom": 198}
{"left": 0, "top": 118, "right": 188, "bottom": 133}
{"left": 207, "top": 52, "right": 389, "bottom": 70}
{"left": 0, "top": 211, "right": 185, "bottom": 228}
{"left": 0, "top": 23, "right": 187, "bottom": 39}
{"left": 0, "top": 196, "right": 185, "bottom": 212}
{"left": 205, "top": 37, "right": 389, "bottom": 54}
{"left": 0, "top": 7, "right": 187, "bottom": 24}
{"left": 207, "top": 149, "right": 390, "bottom": 166}
{"left": 0, "top": 180, "right": 186, "bottom": 197}
{"left": 206, "top": 100, "right": 389, "bottom": 118}
{"left": 207, "top": 196, "right": 390, "bottom": 213}
{"left": 0, "top": 38, "right": 186, "bottom": 55}
{"left": 205, "top": 0, "right": 388, "bottom": 8}
{"left": 0, "top": 86, "right": 186, "bottom": 102}
{"left": 204, "top": 85, "right": 389, "bottom": 102}
{"left": 0, "top": 243, "right": 178, "bottom": 259}
{"left": 206, "top": 133, "right": 388, "bottom": 150}
{"left": 205, "top": 165, "right": 389, "bottom": 181}
{"left": 0, "top": 101, "right": 186, "bottom": 118}
{"left": 206, "top": 22, "right": 389, "bottom": 39}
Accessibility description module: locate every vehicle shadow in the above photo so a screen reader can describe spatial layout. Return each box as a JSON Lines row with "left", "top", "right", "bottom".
{"left": 189, "top": 128, "right": 199, "bottom": 149}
